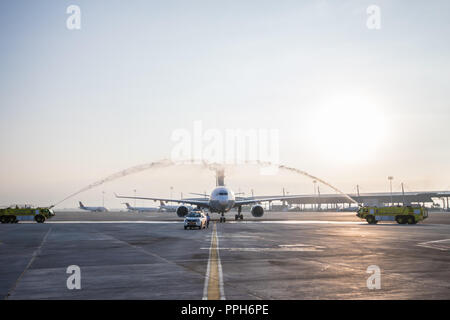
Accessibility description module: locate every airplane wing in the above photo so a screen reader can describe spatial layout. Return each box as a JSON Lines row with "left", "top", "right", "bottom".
{"left": 115, "top": 194, "right": 210, "bottom": 209}
{"left": 189, "top": 192, "right": 210, "bottom": 197}
{"left": 234, "top": 196, "right": 302, "bottom": 206}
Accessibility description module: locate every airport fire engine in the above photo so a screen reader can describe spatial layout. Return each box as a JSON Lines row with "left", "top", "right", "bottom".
{"left": 0, "top": 205, "right": 55, "bottom": 223}
{"left": 356, "top": 205, "right": 428, "bottom": 224}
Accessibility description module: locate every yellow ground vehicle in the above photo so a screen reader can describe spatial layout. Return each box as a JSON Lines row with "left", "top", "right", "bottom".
{"left": 0, "top": 205, "right": 55, "bottom": 224}
{"left": 356, "top": 205, "right": 428, "bottom": 224}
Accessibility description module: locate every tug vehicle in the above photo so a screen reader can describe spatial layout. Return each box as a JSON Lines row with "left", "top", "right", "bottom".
{"left": 356, "top": 205, "right": 428, "bottom": 224}
{"left": 0, "top": 205, "right": 55, "bottom": 223}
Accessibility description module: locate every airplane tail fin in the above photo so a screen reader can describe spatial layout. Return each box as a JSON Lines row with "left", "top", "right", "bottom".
{"left": 79, "top": 201, "right": 84, "bottom": 209}
{"left": 124, "top": 203, "right": 131, "bottom": 209}
{"left": 160, "top": 201, "right": 166, "bottom": 207}
{"left": 216, "top": 168, "right": 225, "bottom": 186}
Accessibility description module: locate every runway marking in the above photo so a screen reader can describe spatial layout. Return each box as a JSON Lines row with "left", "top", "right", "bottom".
{"left": 201, "top": 246, "right": 324, "bottom": 252}
{"left": 203, "top": 223, "right": 225, "bottom": 300}
{"left": 204, "top": 235, "right": 258, "bottom": 238}
{"left": 43, "top": 220, "right": 359, "bottom": 225}
{"left": 31, "top": 220, "right": 448, "bottom": 226}
{"left": 279, "top": 243, "right": 326, "bottom": 248}
{"left": 45, "top": 221, "right": 181, "bottom": 224}
{"left": 5, "top": 227, "right": 52, "bottom": 300}
{"left": 417, "top": 238, "right": 450, "bottom": 251}
{"left": 229, "top": 220, "right": 364, "bottom": 225}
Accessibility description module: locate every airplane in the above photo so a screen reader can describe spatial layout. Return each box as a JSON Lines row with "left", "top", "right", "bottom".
{"left": 115, "top": 169, "right": 300, "bottom": 222}
{"left": 123, "top": 202, "right": 161, "bottom": 213}
{"left": 79, "top": 201, "right": 108, "bottom": 212}
{"left": 159, "top": 201, "right": 191, "bottom": 212}
{"left": 123, "top": 201, "right": 191, "bottom": 213}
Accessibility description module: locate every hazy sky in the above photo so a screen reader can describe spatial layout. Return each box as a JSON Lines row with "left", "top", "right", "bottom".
{"left": 1, "top": 1, "right": 449, "bottom": 208}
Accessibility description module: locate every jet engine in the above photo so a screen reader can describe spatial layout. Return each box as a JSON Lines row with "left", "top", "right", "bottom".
{"left": 176, "top": 205, "right": 189, "bottom": 217}
{"left": 251, "top": 205, "right": 264, "bottom": 218}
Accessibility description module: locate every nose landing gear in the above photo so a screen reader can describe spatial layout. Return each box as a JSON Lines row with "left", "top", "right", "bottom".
{"left": 234, "top": 206, "right": 244, "bottom": 221}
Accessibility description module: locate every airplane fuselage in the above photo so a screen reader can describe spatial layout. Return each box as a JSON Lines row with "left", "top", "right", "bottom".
{"left": 80, "top": 207, "right": 107, "bottom": 212}
{"left": 128, "top": 207, "right": 159, "bottom": 213}
{"left": 208, "top": 186, "right": 235, "bottom": 213}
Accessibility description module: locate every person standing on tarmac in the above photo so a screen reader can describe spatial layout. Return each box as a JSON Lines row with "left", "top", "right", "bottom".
{"left": 206, "top": 213, "right": 210, "bottom": 228}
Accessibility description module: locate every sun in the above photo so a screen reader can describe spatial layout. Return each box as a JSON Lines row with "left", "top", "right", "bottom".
{"left": 308, "top": 94, "right": 388, "bottom": 164}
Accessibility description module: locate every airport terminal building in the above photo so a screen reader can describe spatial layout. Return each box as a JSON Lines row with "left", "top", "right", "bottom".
{"left": 259, "top": 191, "right": 450, "bottom": 211}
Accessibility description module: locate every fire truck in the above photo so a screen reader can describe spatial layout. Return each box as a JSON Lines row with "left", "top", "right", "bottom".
{"left": 356, "top": 205, "right": 428, "bottom": 224}
{"left": 0, "top": 205, "right": 55, "bottom": 223}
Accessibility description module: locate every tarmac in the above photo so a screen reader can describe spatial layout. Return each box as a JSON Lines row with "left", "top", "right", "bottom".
{"left": 1, "top": 211, "right": 449, "bottom": 299}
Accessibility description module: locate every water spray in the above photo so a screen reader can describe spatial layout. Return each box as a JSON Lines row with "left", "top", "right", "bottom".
{"left": 51, "top": 158, "right": 357, "bottom": 207}
{"left": 51, "top": 159, "right": 175, "bottom": 207}
{"left": 249, "top": 160, "right": 358, "bottom": 204}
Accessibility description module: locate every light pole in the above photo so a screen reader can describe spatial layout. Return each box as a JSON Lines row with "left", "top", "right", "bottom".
{"left": 356, "top": 184, "right": 360, "bottom": 206}
{"left": 317, "top": 186, "right": 321, "bottom": 211}
{"left": 313, "top": 180, "right": 317, "bottom": 211}
{"left": 401, "top": 183, "right": 405, "bottom": 205}
{"left": 388, "top": 176, "right": 394, "bottom": 206}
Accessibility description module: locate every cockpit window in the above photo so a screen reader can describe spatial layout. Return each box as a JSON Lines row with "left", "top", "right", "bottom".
{"left": 218, "top": 192, "right": 228, "bottom": 196}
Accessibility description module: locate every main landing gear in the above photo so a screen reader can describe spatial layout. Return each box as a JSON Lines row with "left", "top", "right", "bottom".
{"left": 219, "top": 213, "right": 226, "bottom": 223}
{"left": 235, "top": 206, "right": 243, "bottom": 221}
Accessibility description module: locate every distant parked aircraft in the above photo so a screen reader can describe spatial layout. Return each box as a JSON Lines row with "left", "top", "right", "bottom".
{"left": 79, "top": 201, "right": 108, "bottom": 212}
{"left": 123, "top": 201, "right": 191, "bottom": 213}
{"left": 159, "top": 201, "right": 192, "bottom": 212}
{"left": 123, "top": 202, "right": 160, "bottom": 213}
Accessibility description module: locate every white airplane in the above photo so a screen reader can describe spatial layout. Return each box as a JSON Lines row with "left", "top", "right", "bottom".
{"left": 115, "top": 170, "right": 299, "bottom": 222}
{"left": 123, "top": 201, "right": 191, "bottom": 213}
{"left": 79, "top": 201, "right": 108, "bottom": 212}
{"left": 159, "top": 201, "right": 191, "bottom": 212}
{"left": 123, "top": 202, "right": 161, "bottom": 213}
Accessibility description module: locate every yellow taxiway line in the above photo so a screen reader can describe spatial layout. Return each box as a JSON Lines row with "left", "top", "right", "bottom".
{"left": 203, "top": 222, "right": 225, "bottom": 300}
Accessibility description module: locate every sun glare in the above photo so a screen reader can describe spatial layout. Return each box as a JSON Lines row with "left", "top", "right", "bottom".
{"left": 309, "top": 94, "right": 388, "bottom": 163}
